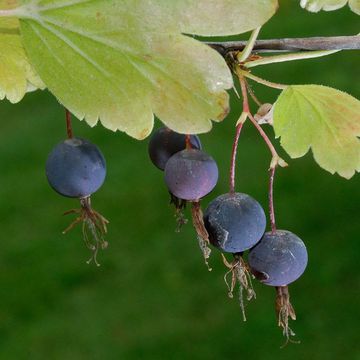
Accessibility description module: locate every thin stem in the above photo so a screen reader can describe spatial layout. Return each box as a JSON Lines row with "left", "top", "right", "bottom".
{"left": 269, "top": 166, "right": 277, "bottom": 234}
{"left": 237, "top": 26, "right": 262, "bottom": 63}
{"left": 229, "top": 122, "right": 244, "bottom": 194}
{"left": 245, "top": 79, "right": 262, "bottom": 107}
{"left": 239, "top": 72, "right": 288, "bottom": 168}
{"left": 65, "top": 109, "right": 74, "bottom": 139}
{"left": 207, "top": 35, "right": 360, "bottom": 55}
{"left": 249, "top": 113, "right": 279, "bottom": 160}
{"left": 245, "top": 49, "right": 339, "bottom": 68}
{"left": 237, "top": 73, "right": 284, "bottom": 233}
{"left": 239, "top": 78, "right": 250, "bottom": 115}
{"left": 185, "top": 134, "right": 192, "bottom": 149}
{"left": 229, "top": 78, "right": 250, "bottom": 193}
{"left": 240, "top": 70, "right": 288, "bottom": 90}
{"left": 238, "top": 73, "right": 281, "bottom": 159}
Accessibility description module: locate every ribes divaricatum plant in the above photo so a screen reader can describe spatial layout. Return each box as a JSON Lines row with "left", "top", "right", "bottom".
{"left": 1, "top": 0, "right": 359, "bottom": 345}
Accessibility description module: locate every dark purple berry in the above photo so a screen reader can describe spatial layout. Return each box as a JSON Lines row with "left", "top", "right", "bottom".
{"left": 148, "top": 127, "right": 201, "bottom": 170}
{"left": 164, "top": 149, "right": 218, "bottom": 201}
{"left": 248, "top": 230, "right": 308, "bottom": 286}
{"left": 46, "top": 138, "right": 106, "bottom": 198}
{"left": 204, "top": 193, "right": 266, "bottom": 253}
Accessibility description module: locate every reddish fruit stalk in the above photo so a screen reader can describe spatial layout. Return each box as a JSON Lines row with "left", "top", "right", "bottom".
{"left": 65, "top": 109, "right": 74, "bottom": 139}
{"left": 269, "top": 166, "right": 277, "bottom": 233}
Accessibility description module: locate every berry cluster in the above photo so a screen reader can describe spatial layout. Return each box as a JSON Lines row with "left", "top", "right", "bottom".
{"left": 45, "top": 111, "right": 308, "bottom": 344}
{"left": 148, "top": 126, "right": 308, "bottom": 344}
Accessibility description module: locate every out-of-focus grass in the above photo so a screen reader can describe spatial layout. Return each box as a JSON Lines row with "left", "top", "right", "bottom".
{"left": 0, "top": 3, "right": 359, "bottom": 359}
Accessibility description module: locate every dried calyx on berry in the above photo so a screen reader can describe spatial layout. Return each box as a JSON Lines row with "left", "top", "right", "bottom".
{"left": 46, "top": 137, "right": 108, "bottom": 266}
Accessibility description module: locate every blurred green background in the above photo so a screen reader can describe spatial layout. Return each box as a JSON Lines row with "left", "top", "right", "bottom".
{"left": 0, "top": 2, "right": 359, "bottom": 359}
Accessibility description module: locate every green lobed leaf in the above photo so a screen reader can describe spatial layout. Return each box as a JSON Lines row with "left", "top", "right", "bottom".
{"left": 300, "top": 0, "right": 360, "bottom": 14}
{"left": 0, "top": 0, "right": 277, "bottom": 139}
{"left": 0, "top": 0, "right": 44, "bottom": 103}
{"left": 163, "top": 0, "right": 278, "bottom": 36}
{"left": 273, "top": 85, "right": 360, "bottom": 179}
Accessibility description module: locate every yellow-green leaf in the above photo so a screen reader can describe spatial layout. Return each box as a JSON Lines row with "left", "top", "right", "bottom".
{"left": 0, "top": 1, "right": 44, "bottom": 103}
{"left": 349, "top": 0, "right": 360, "bottom": 14}
{"left": 0, "top": 0, "right": 277, "bottom": 138}
{"left": 300, "top": 0, "right": 360, "bottom": 14}
{"left": 273, "top": 85, "right": 360, "bottom": 179}
{"left": 165, "top": 0, "right": 278, "bottom": 36}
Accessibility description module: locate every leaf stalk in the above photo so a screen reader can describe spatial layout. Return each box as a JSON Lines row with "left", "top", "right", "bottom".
{"left": 244, "top": 49, "right": 340, "bottom": 68}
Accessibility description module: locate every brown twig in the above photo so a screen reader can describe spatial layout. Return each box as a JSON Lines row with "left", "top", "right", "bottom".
{"left": 207, "top": 35, "right": 360, "bottom": 56}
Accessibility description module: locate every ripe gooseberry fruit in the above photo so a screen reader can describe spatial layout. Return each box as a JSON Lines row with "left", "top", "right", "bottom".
{"left": 204, "top": 192, "right": 266, "bottom": 320}
{"left": 248, "top": 230, "right": 308, "bottom": 287}
{"left": 46, "top": 138, "right": 106, "bottom": 198}
{"left": 46, "top": 137, "right": 108, "bottom": 266}
{"left": 148, "top": 127, "right": 201, "bottom": 171}
{"left": 248, "top": 230, "right": 308, "bottom": 342}
{"left": 204, "top": 192, "right": 266, "bottom": 253}
{"left": 148, "top": 128, "right": 202, "bottom": 231}
{"left": 165, "top": 148, "right": 219, "bottom": 269}
{"left": 164, "top": 149, "right": 218, "bottom": 202}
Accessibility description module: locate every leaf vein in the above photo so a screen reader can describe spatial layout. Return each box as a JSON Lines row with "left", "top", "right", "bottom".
{"left": 295, "top": 89, "right": 344, "bottom": 148}
{"left": 39, "top": 20, "right": 111, "bottom": 78}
